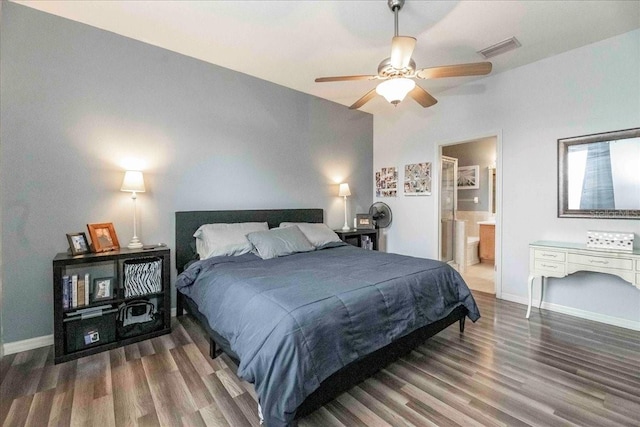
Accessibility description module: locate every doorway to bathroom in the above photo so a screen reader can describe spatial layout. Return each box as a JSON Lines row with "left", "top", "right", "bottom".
{"left": 438, "top": 135, "right": 500, "bottom": 295}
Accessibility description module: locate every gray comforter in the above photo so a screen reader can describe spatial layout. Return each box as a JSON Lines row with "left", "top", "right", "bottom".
{"left": 176, "top": 244, "right": 480, "bottom": 426}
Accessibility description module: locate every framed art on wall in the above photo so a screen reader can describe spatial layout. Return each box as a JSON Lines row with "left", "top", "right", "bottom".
{"left": 87, "top": 223, "right": 120, "bottom": 252}
{"left": 457, "top": 165, "right": 480, "bottom": 190}
{"left": 375, "top": 166, "right": 398, "bottom": 197}
{"left": 404, "top": 162, "right": 432, "bottom": 196}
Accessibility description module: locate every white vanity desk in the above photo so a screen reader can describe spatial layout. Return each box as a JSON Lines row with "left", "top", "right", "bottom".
{"left": 527, "top": 241, "right": 640, "bottom": 318}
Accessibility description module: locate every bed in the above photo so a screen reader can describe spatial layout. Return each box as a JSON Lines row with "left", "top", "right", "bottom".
{"left": 175, "top": 209, "right": 480, "bottom": 426}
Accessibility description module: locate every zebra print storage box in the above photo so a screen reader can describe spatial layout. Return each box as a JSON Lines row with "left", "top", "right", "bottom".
{"left": 123, "top": 257, "right": 162, "bottom": 297}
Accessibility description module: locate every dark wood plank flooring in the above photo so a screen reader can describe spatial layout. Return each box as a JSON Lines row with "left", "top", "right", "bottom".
{"left": 1, "top": 292, "right": 639, "bottom": 426}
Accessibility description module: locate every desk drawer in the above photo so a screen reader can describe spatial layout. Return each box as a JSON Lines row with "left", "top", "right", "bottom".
{"left": 568, "top": 254, "right": 633, "bottom": 271}
{"left": 534, "top": 249, "right": 566, "bottom": 262}
{"left": 534, "top": 259, "right": 566, "bottom": 275}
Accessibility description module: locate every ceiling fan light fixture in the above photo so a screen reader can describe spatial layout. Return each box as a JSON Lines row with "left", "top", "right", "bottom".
{"left": 376, "top": 78, "right": 415, "bottom": 105}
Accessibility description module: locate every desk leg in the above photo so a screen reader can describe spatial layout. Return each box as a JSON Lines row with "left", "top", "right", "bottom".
{"left": 526, "top": 275, "right": 535, "bottom": 319}
{"left": 539, "top": 276, "right": 545, "bottom": 310}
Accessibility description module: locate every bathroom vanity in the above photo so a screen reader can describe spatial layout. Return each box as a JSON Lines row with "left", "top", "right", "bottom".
{"left": 479, "top": 221, "right": 495, "bottom": 263}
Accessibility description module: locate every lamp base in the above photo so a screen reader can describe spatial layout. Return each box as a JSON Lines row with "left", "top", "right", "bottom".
{"left": 127, "top": 237, "right": 143, "bottom": 249}
{"left": 342, "top": 225, "right": 350, "bottom": 231}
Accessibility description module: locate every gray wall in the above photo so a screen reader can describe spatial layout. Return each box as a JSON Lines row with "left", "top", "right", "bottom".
{"left": 443, "top": 137, "right": 496, "bottom": 212}
{"left": 0, "top": 3, "right": 373, "bottom": 343}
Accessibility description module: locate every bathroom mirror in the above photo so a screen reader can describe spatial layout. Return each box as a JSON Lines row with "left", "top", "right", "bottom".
{"left": 558, "top": 127, "right": 640, "bottom": 219}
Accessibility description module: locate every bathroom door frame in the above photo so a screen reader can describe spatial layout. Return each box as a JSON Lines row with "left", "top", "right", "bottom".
{"left": 436, "top": 131, "right": 503, "bottom": 298}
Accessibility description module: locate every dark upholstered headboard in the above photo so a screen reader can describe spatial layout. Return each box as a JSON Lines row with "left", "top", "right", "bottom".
{"left": 175, "top": 209, "right": 324, "bottom": 273}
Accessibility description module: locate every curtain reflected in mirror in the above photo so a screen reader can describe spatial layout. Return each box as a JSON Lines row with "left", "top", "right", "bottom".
{"left": 559, "top": 128, "right": 640, "bottom": 219}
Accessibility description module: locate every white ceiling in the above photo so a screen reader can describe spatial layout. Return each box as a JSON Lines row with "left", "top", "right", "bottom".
{"left": 14, "top": 0, "right": 640, "bottom": 114}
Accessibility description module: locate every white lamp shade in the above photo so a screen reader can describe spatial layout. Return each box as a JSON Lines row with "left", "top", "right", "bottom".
{"left": 121, "top": 170, "right": 146, "bottom": 193}
{"left": 338, "top": 183, "right": 351, "bottom": 197}
{"left": 376, "top": 78, "right": 416, "bottom": 105}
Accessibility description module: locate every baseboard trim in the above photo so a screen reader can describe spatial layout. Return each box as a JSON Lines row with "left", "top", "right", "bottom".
{"left": 500, "top": 293, "right": 640, "bottom": 331}
{"left": 3, "top": 335, "right": 54, "bottom": 355}
{"left": 2, "top": 307, "right": 179, "bottom": 355}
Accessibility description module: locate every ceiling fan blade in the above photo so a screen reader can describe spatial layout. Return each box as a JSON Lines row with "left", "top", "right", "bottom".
{"left": 417, "top": 62, "right": 493, "bottom": 79}
{"left": 409, "top": 85, "right": 438, "bottom": 108}
{"left": 349, "top": 88, "right": 378, "bottom": 110}
{"left": 390, "top": 36, "right": 416, "bottom": 69}
{"left": 315, "top": 75, "right": 378, "bottom": 83}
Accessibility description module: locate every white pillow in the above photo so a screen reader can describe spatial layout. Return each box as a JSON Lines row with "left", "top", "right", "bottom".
{"left": 193, "top": 222, "right": 268, "bottom": 259}
{"left": 246, "top": 226, "right": 315, "bottom": 260}
{"left": 279, "top": 222, "right": 342, "bottom": 248}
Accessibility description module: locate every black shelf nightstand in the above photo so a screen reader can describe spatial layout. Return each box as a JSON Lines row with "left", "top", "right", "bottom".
{"left": 52, "top": 247, "right": 171, "bottom": 364}
{"left": 334, "top": 229, "right": 379, "bottom": 251}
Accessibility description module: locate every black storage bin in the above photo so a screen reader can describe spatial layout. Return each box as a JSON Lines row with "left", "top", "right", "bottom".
{"left": 65, "top": 311, "right": 116, "bottom": 353}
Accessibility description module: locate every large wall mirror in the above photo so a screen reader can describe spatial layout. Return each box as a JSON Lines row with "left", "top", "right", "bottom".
{"left": 558, "top": 128, "right": 640, "bottom": 219}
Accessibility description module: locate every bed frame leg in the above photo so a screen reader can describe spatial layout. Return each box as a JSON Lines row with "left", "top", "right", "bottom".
{"left": 459, "top": 316, "right": 466, "bottom": 333}
{"left": 176, "top": 292, "right": 184, "bottom": 316}
{"left": 209, "top": 338, "right": 217, "bottom": 359}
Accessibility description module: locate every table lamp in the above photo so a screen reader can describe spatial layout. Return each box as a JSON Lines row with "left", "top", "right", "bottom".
{"left": 339, "top": 183, "right": 351, "bottom": 231}
{"left": 120, "top": 170, "right": 146, "bottom": 249}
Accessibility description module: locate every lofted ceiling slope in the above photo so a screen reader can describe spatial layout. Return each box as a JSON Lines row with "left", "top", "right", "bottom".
{"left": 14, "top": 0, "right": 640, "bottom": 114}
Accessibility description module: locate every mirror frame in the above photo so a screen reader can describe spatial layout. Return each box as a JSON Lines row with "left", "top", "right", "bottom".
{"left": 558, "top": 127, "right": 640, "bottom": 219}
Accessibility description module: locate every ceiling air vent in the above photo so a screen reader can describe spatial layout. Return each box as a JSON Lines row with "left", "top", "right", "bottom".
{"left": 477, "top": 37, "right": 521, "bottom": 59}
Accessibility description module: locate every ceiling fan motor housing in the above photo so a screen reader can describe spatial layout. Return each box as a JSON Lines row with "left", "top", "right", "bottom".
{"left": 378, "top": 57, "right": 416, "bottom": 78}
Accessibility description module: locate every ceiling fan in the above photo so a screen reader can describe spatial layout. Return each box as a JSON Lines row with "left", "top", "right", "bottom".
{"left": 315, "top": 0, "right": 493, "bottom": 110}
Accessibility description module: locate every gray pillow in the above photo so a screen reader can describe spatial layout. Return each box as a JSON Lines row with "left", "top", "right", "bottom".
{"left": 279, "top": 222, "right": 342, "bottom": 248}
{"left": 193, "top": 222, "right": 268, "bottom": 259}
{"left": 246, "top": 226, "right": 315, "bottom": 260}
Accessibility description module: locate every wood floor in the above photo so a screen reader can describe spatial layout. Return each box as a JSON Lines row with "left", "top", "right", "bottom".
{"left": 2, "top": 292, "right": 639, "bottom": 427}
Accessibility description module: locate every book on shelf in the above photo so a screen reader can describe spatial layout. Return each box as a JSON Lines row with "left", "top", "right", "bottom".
{"left": 360, "top": 235, "right": 373, "bottom": 250}
{"left": 84, "top": 273, "right": 90, "bottom": 306}
{"left": 77, "top": 278, "right": 85, "bottom": 307}
{"left": 360, "top": 236, "right": 370, "bottom": 249}
{"left": 62, "top": 275, "right": 70, "bottom": 310}
{"left": 71, "top": 274, "right": 78, "bottom": 308}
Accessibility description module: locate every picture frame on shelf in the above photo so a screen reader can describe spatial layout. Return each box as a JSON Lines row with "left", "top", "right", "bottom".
{"left": 457, "top": 165, "right": 480, "bottom": 189}
{"left": 66, "top": 232, "right": 91, "bottom": 256}
{"left": 356, "top": 214, "right": 375, "bottom": 229}
{"left": 87, "top": 223, "right": 120, "bottom": 252}
{"left": 92, "top": 277, "right": 114, "bottom": 302}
